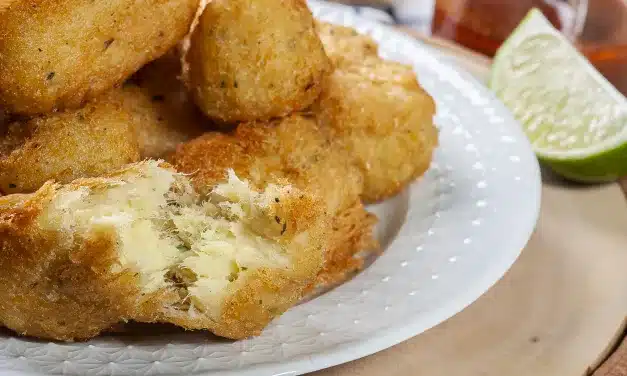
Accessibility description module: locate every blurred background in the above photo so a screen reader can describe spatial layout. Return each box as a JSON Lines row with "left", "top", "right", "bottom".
{"left": 330, "top": 0, "right": 627, "bottom": 95}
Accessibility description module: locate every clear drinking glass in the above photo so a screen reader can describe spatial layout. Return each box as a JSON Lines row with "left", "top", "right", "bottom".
{"left": 431, "top": 0, "right": 627, "bottom": 95}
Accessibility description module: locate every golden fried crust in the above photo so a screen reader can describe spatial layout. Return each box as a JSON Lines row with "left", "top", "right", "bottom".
{"left": 0, "top": 0, "right": 199, "bottom": 115}
{"left": 315, "top": 69, "right": 439, "bottom": 203}
{"left": 171, "top": 115, "right": 363, "bottom": 213}
{"left": 121, "top": 51, "right": 212, "bottom": 159}
{"left": 0, "top": 185, "right": 142, "bottom": 341}
{"left": 318, "top": 201, "right": 377, "bottom": 286}
{"left": 315, "top": 23, "right": 439, "bottom": 202}
{"left": 0, "top": 90, "right": 141, "bottom": 195}
{"left": 169, "top": 115, "right": 376, "bottom": 286}
{"left": 315, "top": 21, "right": 379, "bottom": 68}
{"left": 0, "top": 93, "right": 140, "bottom": 194}
{"left": 170, "top": 132, "right": 258, "bottom": 193}
{"left": 186, "top": 0, "right": 332, "bottom": 123}
{"left": 342, "top": 56, "right": 423, "bottom": 91}
{"left": 0, "top": 161, "right": 330, "bottom": 341}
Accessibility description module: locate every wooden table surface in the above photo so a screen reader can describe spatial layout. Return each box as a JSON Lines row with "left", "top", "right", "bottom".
{"left": 0, "top": 0, "right": 624, "bottom": 374}
{"left": 312, "top": 31, "right": 627, "bottom": 376}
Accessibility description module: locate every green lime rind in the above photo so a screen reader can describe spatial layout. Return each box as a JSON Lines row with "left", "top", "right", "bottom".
{"left": 540, "top": 142, "right": 627, "bottom": 183}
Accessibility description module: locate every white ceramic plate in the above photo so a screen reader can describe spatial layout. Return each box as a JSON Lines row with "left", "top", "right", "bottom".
{"left": 0, "top": 2, "right": 541, "bottom": 375}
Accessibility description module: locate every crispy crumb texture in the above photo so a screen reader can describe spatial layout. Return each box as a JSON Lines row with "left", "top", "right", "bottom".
{"left": 123, "top": 50, "right": 211, "bottom": 159}
{"left": 0, "top": 161, "right": 327, "bottom": 341}
{"left": 0, "top": 89, "right": 141, "bottom": 195}
{"left": 315, "top": 21, "right": 379, "bottom": 68}
{"left": 314, "top": 23, "right": 439, "bottom": 203}
{"left": 186, "top": 0, "right": 331, "bottom": 123}
{"left": 0, "top": 0, "right": 200, "bottom": 115}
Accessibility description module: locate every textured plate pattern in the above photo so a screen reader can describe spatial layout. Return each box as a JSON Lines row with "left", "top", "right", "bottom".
{"left": 0, "top": 2, "right": 542, "bottom": 375}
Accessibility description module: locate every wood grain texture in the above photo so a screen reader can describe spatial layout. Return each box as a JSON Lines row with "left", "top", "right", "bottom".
{"left": 595, "top": 337, "right": 627, "bottom": 376}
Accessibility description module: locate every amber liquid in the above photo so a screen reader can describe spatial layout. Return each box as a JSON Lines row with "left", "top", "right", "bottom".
{"left": 432, "top": 0, "right": 627, "bottom": 95}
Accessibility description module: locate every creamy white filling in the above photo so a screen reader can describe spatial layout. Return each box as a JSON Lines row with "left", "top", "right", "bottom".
{"left": 39, "top": 162, "right": 293, "bottom": 318}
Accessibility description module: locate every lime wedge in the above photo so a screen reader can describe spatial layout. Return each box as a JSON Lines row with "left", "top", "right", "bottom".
{"left": 490, "top": 9, "right": 627, "bottom": 182}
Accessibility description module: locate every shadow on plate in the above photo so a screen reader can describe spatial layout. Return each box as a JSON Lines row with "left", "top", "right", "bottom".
{"left": 540, "top": 164, "right": 616, "bottom": 190}
{"left": 301, "top": 188, "right": 411, "bottom": 303}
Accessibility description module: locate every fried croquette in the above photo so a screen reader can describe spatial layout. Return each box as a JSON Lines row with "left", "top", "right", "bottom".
{"left": 170, "top": 115, "right": 378, "bottom": 284}
{"left": 315, "top": 21, "right": 379, "bottom": 68}
{"left": 186, "top": 0, "right": 331, "bottom": 123}
{"left": 122, "top": 51, "right": 211, "bottom": 159}
{"left": 315, "top": 23, "right": 438, "bottom": 202}
{"left": 0, "top": 161, "right": 328, "bottom": 341}
{"left": 0, "top": 0, "right": 199, "bottom": 115}
{"left": 315, "top": 70, "right": 438, "bottom": 202}
{"left": 342, "top": 56, "right": 424, "bottom": 91}
{"left": 0, "top": 90, "right": 141, "bottom": 195}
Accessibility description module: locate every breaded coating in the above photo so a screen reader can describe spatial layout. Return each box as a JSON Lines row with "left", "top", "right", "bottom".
{"left": 315, "top": 21, "right": 379, "bottom": 68}
{"left": 122, "top": 51, "right": 211, "bottom": 159}
{"left": 0, "top": 161, "right": 328, "bottom": 341}
{"left": 315, "top": 69, "right": 438, "bottom": 202}
{"left": 0, "top": 185, "right": 145, "bottom": 341}
{"left": 342, "top": 56, "right": 424, "bottom": 90}
{"left": 313, "top": 24, "right": 439, "bottom": 202}
{"left": 186, "top": 0, "right": 331, "bottom": 123}
{"left": 170, "top": 115, "right": 377, "bottom": 285}
{"left": 0, "top": 0, "right": 199, "bottom": 115}
{"left": 0, "top": 90, "right": 141, "bottom": 195}
{"left": 319, "top": 200, "right": 377, "bottom": 286}
{"left": 169, "top": 115, "right": 361, "bottom": 212}
{"left": 0, "top": 49, "right": 210, "bottom": 194}
{"left": 315, "top": 23, "right": 438, "bottom": 202}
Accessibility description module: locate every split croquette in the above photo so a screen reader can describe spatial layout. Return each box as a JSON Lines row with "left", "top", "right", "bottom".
{"left": 0, "top": 7, "right": 439, "bottom": 343}
{"left": 0, "top": 161, "right": 328, "bottom": 341}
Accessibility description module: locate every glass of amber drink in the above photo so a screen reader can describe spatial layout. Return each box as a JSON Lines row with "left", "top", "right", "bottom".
{"left": 431, "top": 0, "right": 627, "bottom": 95}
